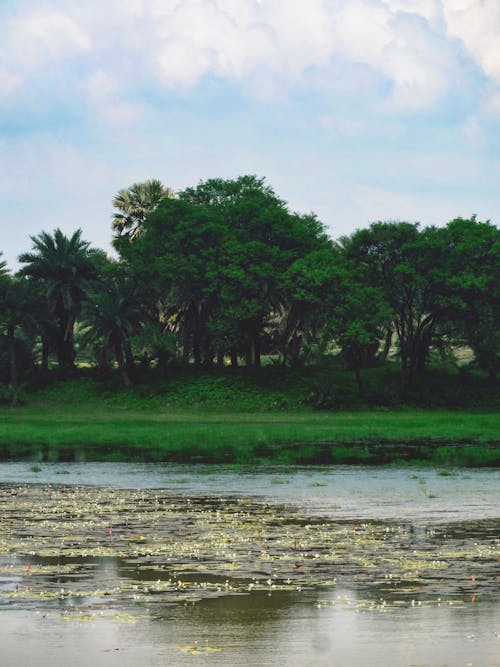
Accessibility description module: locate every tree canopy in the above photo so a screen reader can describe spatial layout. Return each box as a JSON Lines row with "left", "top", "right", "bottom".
{"left": 1, "top": 177, "right": 498, "bottom": 399}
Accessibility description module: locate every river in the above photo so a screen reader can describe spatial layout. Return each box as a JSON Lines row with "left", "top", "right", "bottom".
{"left": 0, "top": 463, "right": 499, "bottom": 666}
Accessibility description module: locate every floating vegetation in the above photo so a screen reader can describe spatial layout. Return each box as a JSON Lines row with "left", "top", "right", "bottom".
{"left": 0, "top": 483, "right": 498, "bottom": 619}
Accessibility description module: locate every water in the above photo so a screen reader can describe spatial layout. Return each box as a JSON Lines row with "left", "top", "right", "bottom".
{"left": 2, "top": 461, "right": 500, "bottom": 522}
{"left": 1, "top": 463, "right": 499, "bottom": 666}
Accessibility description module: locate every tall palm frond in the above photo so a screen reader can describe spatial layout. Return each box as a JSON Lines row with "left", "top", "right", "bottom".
{"left": 112, "top": 179, "right": 175, "bottom": 240}
{"left": 0, "top": 253, "right": 9, "bottom": 278}
{"left": 17, "top": 228, "right": 98, "bottom": 375}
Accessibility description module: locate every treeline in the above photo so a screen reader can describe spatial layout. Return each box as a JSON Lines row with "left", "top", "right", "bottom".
{"left": 0, "top": 175, "right": 498, "bottom": 400}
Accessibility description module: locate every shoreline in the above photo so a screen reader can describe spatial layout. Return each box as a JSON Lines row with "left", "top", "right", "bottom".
{"left": 2, "top": 437, "right": 499, "bottom": 466}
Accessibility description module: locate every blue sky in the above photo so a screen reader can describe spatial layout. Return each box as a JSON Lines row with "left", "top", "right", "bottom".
{"left": 1, "top": 0, "right": 499, "bottom": 269}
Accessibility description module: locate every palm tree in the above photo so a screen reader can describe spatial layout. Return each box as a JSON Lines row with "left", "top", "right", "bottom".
{"left": 18, "top": 229, "right": 98, "bottom": 377}
{"left": 112, "top": 179, "right": 175, "bottom": 240}
{"left": 0, "top": 276, "right": 40, "bottom": 388}
{"left": 81, "top": 274, "right": 142, "bottom": 387}
{"left": 0, "top": 253, "right": 8, "bottom": 278}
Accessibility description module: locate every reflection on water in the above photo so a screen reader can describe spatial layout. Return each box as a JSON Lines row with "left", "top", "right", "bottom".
{"left": 0, "top": 463, "right": 499, "bottom": 666}
{"left": 1, "top": 461, "right": 500, "bottom": 522}
{"left": 1, "top": 591, "right": 499, "bottom": 666}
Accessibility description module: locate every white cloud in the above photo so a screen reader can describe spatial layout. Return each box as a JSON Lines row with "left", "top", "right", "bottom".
{"left": 382, "top": 0, "right": 442, "bottom": 24}
{"left": 8, "top": 11, "right": 91, "bottom": 69}
{"left": 1, "top": 0, "right": 500, "bottom": 134}
{"left": 83, "top": 70, "right": 145, "bottom": 125}
{"left": 2, "top": 0, "right": 499, "bottom": 114}
{"left": 443, "top": 0, "right": 500, "bottom": 81}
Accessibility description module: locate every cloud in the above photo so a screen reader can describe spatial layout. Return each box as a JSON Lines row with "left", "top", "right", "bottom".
{"left": 443, "top": 1, "right": 500, "bottom": 81}
{"left": 7, "top": 10, "right": 91, "bottom": 69}
{"left": 0, "top": 0, "right": 492, "bottom": 114}
{"left": 441, "top": 0, "right": 500, "bottom": 113}
{"left": 83, "top": 70, "right": 145, "bottom": 126}
{"left": 382, "top": 0, "right": 442, "bottom": 24}
{"left": 330, "top": 1, "right": 455, "bottom": 110}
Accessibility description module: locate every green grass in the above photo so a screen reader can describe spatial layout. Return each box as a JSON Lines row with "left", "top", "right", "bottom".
{"left": 0, "top": 364, "right": 498, "bottom": 465}
{"left": 0, "top": 403, "right": 498, "bottom": 465}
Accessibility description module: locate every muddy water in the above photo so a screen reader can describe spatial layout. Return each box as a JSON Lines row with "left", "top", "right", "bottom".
{"left": 0, "top": 464, "right": 499, "bottom": 666}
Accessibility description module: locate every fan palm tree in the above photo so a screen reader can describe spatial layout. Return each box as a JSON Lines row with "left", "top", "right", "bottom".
{"left": 18, "top": 229, "right": 98, "bottom": 377}
{"left": 0, "top": 253, "right": 8, "bottom": 278}
{"left": 82, "top": 276, "right": 142, "bottom": 387}
{"left": 112, "top": 179, "right": 175, "bottom": 240}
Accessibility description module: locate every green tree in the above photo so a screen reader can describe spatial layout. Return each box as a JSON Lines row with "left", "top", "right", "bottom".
{"left": 82, "top": 263, "right": 143, "bottom": 387}
{"left": 442, "top": 217, "right": 500, "bottom": 381}
{"left": 279, "top": 246, "right": 338, "bottom": 366}
{"left": 120, "top": 197, "right": 227, "bottom": 368}
{"left": 283, "top": 247, "right": 389, "bottom": 392}
{"left": 0, "top": 276, "right": 40, "bottom": 388}
{"left": 345, "top": 222, "right": 448, "bottom": 396}
{"left": 18, "top": 229, "right": 98, "bottom": 377}
{"left": 180, "top": 176, "right": 328, "bottom": 366}
{"left": 118, "top": 176, "right": 329, "bottom": 369}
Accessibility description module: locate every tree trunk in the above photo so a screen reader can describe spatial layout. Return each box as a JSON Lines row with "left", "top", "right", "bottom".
{"left": 253, "top": 336, "right": 261, "bottom": 367}
{"left": 55, "top": 306, "right": 76, "bottom": 379}
{"left": 41, "top": 337, "right": 49, "bottom": 373}
{"left": 202, "top": 344, "right": 214, "bottom": 368}
{"left": 230, "top": 351, "right": 238, "bottom": 367}
{"left": 157, "top": 349, "right": 169, "bottom": 380}
{"left": 216, "top": 351, "right": 224, "bottom": 367}
{"left": 6, "top": 325, "right": 18, "bottom": 390}
{"left": 97, "top": 347, "right": 111, "bottom": 374}
{"left": 193, "top": 337, "right": 201, "bottom": 368}
{"left": 246, "top": 337, "right": 261, "bottom": 367}
{"left": 182, "top": 327, "right": 191, "bottom": 365}
{"left": 57, "top": 335, "right": 76, "bottom": 379}
{"left": 354, "top": 366, "right": 364, "bottom": 399}
{"left": 382, "top": 326, "right": 392, "bottom": 358}
{"left": 115, "top": 339, "right": 133, "bottom": 387}
{"left": 399, "top": 352, "right": 410, "bottom": 400}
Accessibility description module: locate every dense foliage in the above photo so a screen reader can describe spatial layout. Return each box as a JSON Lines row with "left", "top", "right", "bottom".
{"left": 1, "top": 176, "right": 498, "bottom": 403}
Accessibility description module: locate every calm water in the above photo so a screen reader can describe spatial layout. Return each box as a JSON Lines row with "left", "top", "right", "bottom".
{"left": 1, "top": 463, "right": 499, "bottom": 666}
{"left": 2, "top": 461, "right": 500, "bottom": 522}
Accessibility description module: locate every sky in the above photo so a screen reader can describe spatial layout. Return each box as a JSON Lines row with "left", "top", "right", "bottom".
{"left": 1, "top": 0, "right": 499, "bottom": 270}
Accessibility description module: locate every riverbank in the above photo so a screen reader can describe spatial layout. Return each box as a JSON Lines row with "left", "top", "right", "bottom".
{"left": 1, "top": 368, "right": 499, "bottom": 466}
{"left": 1, "top": 403, "right": 498, "bottom": 465}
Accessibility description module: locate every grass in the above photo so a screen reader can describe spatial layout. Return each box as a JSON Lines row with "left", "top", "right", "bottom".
{"left": 0, "top": 363, "right": 498, "bottom": 465}
{"left": 0, "top": 403, "right": 498, "bottom": 465}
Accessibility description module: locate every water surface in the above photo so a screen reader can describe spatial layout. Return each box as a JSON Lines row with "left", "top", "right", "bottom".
{"left": 0, "top": 463, "right": 498, "bottom": 666}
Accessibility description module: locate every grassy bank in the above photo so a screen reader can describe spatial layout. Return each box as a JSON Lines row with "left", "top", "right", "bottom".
{"left": 1, "top": 366, "right": 499, "bottom": 466}
{"left": 1, "top": 402, "right": 499, "bottom": 466}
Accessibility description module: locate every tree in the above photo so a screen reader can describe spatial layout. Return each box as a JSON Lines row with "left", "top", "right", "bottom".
{"left": 18, "top": 229, "right": 98, "bottom": 377}
{"left": 441, "top": 217, "right": 500, "bottom": 381}
{"left": 119, "top": 197, "right": 227, "bottom": 368}
{"left": 279, "top": 246, "right": 338, "bottom": 366}
{"left": 180, "top": 176, "right": 329, "bottom": 366}
{"left": 0, "top": 276, "right": 39, "bottom": 388}
{"left": 0, "top": 253, "right": 8, "bottom": 279}
{"left": 112, "top": 179, "right": 175, "bottom": 241}
{"left": 282, "top": 247, "right": 389, "bottom": 392}
{"left": 117, "top": 176, "right": 330, "bottom": 369}
{"left": 344, "top": 222, "right": 448, "bottom": 396}
{"left": 82, "top": 262, "right": 143, "bottom": 387}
